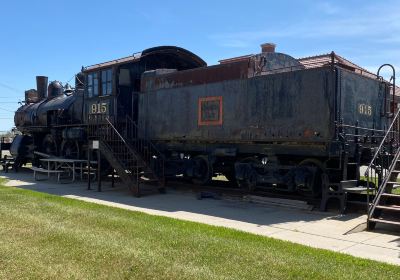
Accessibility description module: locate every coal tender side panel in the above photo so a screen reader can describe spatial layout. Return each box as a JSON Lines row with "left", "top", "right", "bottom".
{"left": 340, "top": 69, "right": 386, "bottom": 131}
{"left": 139, "top": 86, "right": 199, "bottom": 140}
{"left": 139, "top": 81, "right": 243, "bottom": 141}
{"left": 245, "top": 68, "right": 333, "bottom": 142}
{"left": 139, "top": 68, "right": 333, "bottom": 143}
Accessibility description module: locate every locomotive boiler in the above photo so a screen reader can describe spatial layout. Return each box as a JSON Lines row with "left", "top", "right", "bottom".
{"left": 13, "top": 75, "right": 85, "bottom": 163}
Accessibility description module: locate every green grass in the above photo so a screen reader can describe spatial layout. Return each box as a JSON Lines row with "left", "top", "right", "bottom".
{"left": 0, "top": 179, "right": 399, "bottom": 279}
{"left": 360, "top": 176, "right": 400, "bottom": 194}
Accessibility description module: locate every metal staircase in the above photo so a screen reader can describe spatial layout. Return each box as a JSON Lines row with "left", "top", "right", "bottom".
{"left": 88, "top": 114, "right": 165, "bottom": 196}
{"left": 365, "top": 109, "right": 400, "bottom": 229}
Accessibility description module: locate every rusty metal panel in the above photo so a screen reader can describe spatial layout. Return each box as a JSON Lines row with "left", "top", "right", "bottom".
{"left": 141, "top": 60, "right": 250, "bottom": 92}
{"left": 138, "top": 67, "right": 335, "bottom": 145}
{"left": 141, "top": 52, "right": 307, "bottom": 92}
{"left": 299, "top": 53, "right": 378, "bottom": 79}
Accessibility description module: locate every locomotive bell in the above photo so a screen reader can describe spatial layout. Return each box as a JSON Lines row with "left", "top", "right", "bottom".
{"left": 47, "top": 81, "right": 63, "bottom": 99}
{"left": 64, "top": 83, "right": 73, "bottom": 95}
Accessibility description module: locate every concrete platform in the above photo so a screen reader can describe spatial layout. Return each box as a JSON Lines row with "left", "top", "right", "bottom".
{"left": 1, "top": 169, "right": 399, "bottom": 265}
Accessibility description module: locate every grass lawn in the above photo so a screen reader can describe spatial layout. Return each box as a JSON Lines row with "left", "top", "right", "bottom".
{"left": 0, "top": 179, "right": 399, "bottom": 279}
{"left": 360, "top": 176, "right": 400, "bottom": 194}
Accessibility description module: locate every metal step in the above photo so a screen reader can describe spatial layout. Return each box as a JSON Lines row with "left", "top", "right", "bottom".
{"left": 128, "top": 173, "right": 155, "bottom": 178}
{"left": 369, "top": 218, "right": 400, "bottom": 226}
{"left": 381, "top": 193, "right": 400, "bottom": 198}
{"left": 140, "top": 178, "right": 159, "bottom": 183}
{"left": 93, "top": 119, "right": 164, "bottom": 195}
{"left": 119, "top": 165, "right": 145, "bottom": 169}
{"left": 375, "top": 205, "right": 400, "bottom": 211}
{"left": 385, "top": 181, "right": 400, "bottom": 185}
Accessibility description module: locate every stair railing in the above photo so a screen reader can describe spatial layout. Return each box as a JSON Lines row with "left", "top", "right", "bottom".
{"left": 365, "top": 108, "right": 400, "bottom": 220}
{"left": 89, "top": 113, "right": 139, "bottom": 175}
{"left": 88, "top": 113, "right": 164, "bottom": 184}
{"left": 124, "top": 115, "right": 165, "bottom": 183}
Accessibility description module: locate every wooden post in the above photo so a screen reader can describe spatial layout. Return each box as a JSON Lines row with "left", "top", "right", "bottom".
{"left": 87, "top": 146, "right": 91, "bottom": 190}
{"left": 97, "top": 149, "right": 101, "bottom": 192}
{"left": 0, "top": 137, "right": 3, "bottom": 160}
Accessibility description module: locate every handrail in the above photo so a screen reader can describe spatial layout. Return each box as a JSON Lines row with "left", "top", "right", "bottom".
{"left": 125, "top": 115, "right": 165, "bottom": 161}
{"left": 377, "top": 64, "right": 396, "bottom": 115}
{"left": 124, "top": 115, "right": 165, "bottom": 182}
{"left": 255, "top": 56, "right": 381, "bottom": 80}
{"left": 338, "top": 124, "right": 386, "bottom": 133}
{"left": 365, "top": 106, "right": 400, "bottom": 223}
{"left": 104, "top": 117, "right": 139, "bottom": 158}
{"left": 364, "top": 108, "right": 400, "bottom": 177}
{"left": 368, "top": 147, "right": 400, "bottom": 218}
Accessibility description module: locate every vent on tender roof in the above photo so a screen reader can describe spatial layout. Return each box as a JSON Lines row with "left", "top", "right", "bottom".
{"left": 260, "top": 43, "right": 276, "bottom": 53}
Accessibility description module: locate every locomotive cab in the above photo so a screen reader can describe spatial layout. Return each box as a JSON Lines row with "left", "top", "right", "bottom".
{"left": 82, "top": 46, "right": 206, "bottom": 125}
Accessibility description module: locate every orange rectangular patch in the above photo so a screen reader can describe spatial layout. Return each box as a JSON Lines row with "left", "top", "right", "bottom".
{"left": 198, "top": 96, "right": 223, "bottom": 126}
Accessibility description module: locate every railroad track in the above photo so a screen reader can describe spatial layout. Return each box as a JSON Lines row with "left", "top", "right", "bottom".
{"left": 165, "top": 179, "right": 321, "bottom": 207}
{"left": 164, "top": 179, "right": 370, "bottom": 213}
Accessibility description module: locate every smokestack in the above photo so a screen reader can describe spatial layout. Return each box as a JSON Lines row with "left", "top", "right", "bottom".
{"left": 36, "top": 76, "right": 48, "bottom": 99}
{"left": 261, "top": 43, "right": 276, "bottom": 53}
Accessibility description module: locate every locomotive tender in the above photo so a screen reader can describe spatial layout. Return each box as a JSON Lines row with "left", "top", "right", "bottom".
{"left": 12, "top": 44, "right": 395, "bottom": 196}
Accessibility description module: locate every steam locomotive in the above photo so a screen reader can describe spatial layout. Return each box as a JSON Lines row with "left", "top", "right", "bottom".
{"left": 11, "top": 44, "right": 396, "bottom": 196}
{"left": 13, "top": 46, "right": 206, "bottom": 164}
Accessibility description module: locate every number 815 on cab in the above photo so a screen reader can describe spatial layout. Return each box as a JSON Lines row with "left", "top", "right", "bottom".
{"left": 90, "top": 102, "right": 108, "bottom": 114}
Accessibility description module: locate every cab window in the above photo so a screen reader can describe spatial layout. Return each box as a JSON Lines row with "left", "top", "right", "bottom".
{"left": 87, "top": 72, "right": 99, "bottom": 98}
{"left": 101, "top": 68, "right": 112, "bottom": 95}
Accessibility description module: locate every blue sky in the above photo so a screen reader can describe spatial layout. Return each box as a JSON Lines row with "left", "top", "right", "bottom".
{"left": 0, "top": 0, "right": 399, "bottom": 131}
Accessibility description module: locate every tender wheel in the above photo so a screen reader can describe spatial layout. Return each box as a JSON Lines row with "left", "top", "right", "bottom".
{"left": 296, "top": 158, "right": 325, "bottom": 197}
{"left": 192, "top": 155, "right": 213, "bottom": 185}
{"left": 61, "top": 140, "right": 80, "bottom": 159}
{"left": 42, "top": 134, "right": 58, "bottom": 156}
{"left": 236, "top": 157, "right": 260, "bottom": 192}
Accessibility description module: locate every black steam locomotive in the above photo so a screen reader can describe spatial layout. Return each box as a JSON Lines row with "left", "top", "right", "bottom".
{"left": 13, "top": 46, "right": 205, "bottom": 163}
{"left": 11, "top": 44, "right": 396, "bottom": 196}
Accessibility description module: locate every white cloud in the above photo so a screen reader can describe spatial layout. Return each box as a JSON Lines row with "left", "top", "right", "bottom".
{"left": 210, "top": 3, "right": 400, "bottom": 47}
{"left": 315, "top": 1, "right": 342, "bottom": 15}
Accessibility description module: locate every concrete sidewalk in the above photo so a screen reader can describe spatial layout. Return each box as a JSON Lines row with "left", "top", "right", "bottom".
{"left": 1, "top": 170, "right": 399, "bottom": 265}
